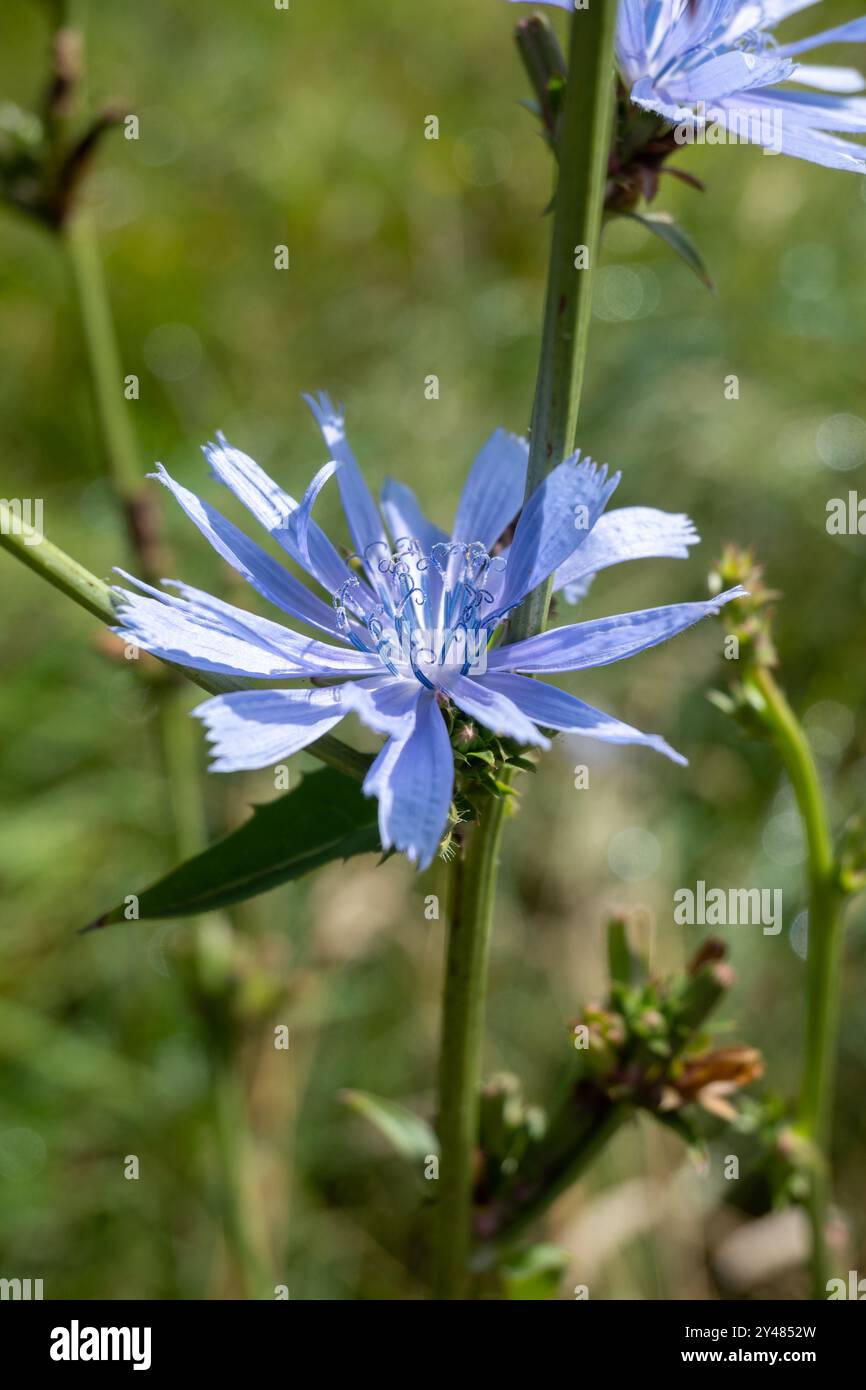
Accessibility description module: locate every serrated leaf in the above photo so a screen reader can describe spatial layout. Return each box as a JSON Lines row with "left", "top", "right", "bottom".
{"left": 624, "top": 210, "right": 715, "bottom": 291}
{"left": 340, "top": 1089, "right": 439, "bottom": 1162}
{"left": 85, "top": 766, "right": 381, "bottom": 927}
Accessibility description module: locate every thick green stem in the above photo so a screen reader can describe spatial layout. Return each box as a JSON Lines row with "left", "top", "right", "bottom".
{"left": 749, "top": 667, "right": 845, "bottom": 1297}
{"left": 509, "top": 2, "right": 617, "bottom": 645}
{"left": 0, "top": 509, "right": 370, "bottom": 781}
{"left": 435, "top": 791, "right": 510, "bottom": 1299}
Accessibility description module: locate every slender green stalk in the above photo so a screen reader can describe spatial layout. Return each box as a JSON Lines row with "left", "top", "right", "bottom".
{"left": 0, "top": 509, "right": 370, "bottom": 781}
{"left": 433, "top": 5, "right": 618, "bottom": 1300}
{"left": 747, "top": 666, "right": 845, "bottom": 1297}
{"left": 0, "top": 501, "right": 115, "bottom": 621}
{"left": 66, "top": 214, "right": 142, "bottom": 501}
{"left": 509, "top": 1, "right": 618, "bottom": 644}
{"left": 435, "top": 790, "right": 510, "bottom": 1299}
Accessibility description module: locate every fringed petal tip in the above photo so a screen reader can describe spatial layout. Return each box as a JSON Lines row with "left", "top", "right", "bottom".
{"left": 710, "top": 584, "right": 749, "bottom": 610}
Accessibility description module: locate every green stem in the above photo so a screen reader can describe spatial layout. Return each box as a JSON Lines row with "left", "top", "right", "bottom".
{"left": 509, "top": 1, "right": 617, "bottom": 645}
{"left": 0, "top": 501, "right": 115, "bottom": 621}
{"left": 431, "top": 6, "right": 618, "bottom": 1300}
{"left": 749, "top": 666, "right": 845, "bottom": 1297}
{"left": 66, "top": 213, "right": 142, "bottom": 501}
{"left": 0, "top": 508, "right": 370, "bottom": 782}
{"left": 435, "top": 790, "right": 510, "bottom": 1299}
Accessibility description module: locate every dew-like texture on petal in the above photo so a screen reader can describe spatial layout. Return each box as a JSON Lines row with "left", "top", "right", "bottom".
{"left": 554, "top": 507, "right": 699, "bottom": 605}
{"left": 194, "top": 687, "right": 348, "bottom": 771}
{"left": 496, "top": 457, "right": 620, "bottom": 614}
{"left": 151, "top": 465, "right": 345, "bottom": 637}
{"left": 480, "top": 672, "right": 687, "bottom": 765}
{"left": 490, "top": 586, "right": 746, "bottom": 674}
{"left": 363, "top": 690, "right": 454, "bottom": 869}
{"left": 452, "top": 429, "right": 529, "bottom": 550}
{"left": 436, "top": 669, "right": 550, "bottom": 748}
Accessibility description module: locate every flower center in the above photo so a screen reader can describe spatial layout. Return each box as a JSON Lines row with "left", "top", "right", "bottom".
{"left": 332, "top": 538, "right": 506, "bottom": 686}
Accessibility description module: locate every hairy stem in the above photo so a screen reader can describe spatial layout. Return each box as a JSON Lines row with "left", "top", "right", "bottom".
{"left": 748, "top": 666, "right": 845, "bottom": 1297}
{"left": 435, "top": 790, "right": 510, "bottom": 1299}
{"left": 509, "top": 1, "right": 617, "bottom": 645}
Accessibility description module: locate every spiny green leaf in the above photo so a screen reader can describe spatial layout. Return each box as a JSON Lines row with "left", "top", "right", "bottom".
{"left": 85, "top": 766, "right": 381, "bottom": 928}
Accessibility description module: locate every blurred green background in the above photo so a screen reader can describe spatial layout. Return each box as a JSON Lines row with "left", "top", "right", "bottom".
{"left": 1, "top": 0, "right": 865, "bottom": 1299}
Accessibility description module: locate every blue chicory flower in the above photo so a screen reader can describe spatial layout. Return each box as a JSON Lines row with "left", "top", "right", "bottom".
{"left": 113, "top": 394, "right": 743, "bottom": 869}
{"left": 513, "top": 0, "right": 866, "bottom": 171}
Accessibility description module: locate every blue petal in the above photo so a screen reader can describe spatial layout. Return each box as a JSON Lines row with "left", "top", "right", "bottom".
{"left": 114, "top": 581, "right": 382, "bottom": 679}
{"left": 194, "top": 686, "right": 348, "bottom": 771}
{"left": 495, "top": 455, "right": 620, "bottom": 615}
{"left": 436, "top": 670, "right": 549, "bottom": 748}
{"left": 479, "top": 672, "right": 687, "bottom": 765}
{"left": 778, "top": 18, "right": 866, "bottom": 57}
{"left": 490, "top": 586, "right": 747, "bottom": 674}
{"left": 340, "top": 676, "right": 423, "bottom": 735}
{"left": 663, "top": 50, "right": 795, "bottom": 102}
{"left": 452, "top": 429, "right": 528, "bottom": 550}
{"left": 745, "top": 88, "right": 866, "bottom": 132}
{"left": 380, "top": 477, "right": 448, "bottom": 551}
{"left": 617, "top": 0, "right": 651, "bottom": 83}
{"left": 303, "top": 392, "right": 390, "bottom": 576}
{"left": 554, "top": 507, "right": 699, "bottom": 604}
{"left": 203, "top": 433, "right": 358, "bottom": 602}
{"left": 717, "top": 96, "right": 866, "bottom": 168}
{"left": 792, "top": 65, "right": 866, "bottom": 95}
{"left": 287, "top": 460, "right": 339, "bottom": 573}
{"left": 150, "top": 465, "right": 345, "bottom": 638}
{"left": 363, "top": 690, "right": 453, "bottom": 869}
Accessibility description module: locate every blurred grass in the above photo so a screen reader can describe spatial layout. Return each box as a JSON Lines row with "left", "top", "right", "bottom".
{"left": 0, "top": 0, "right": 865, "bottom": 1298}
